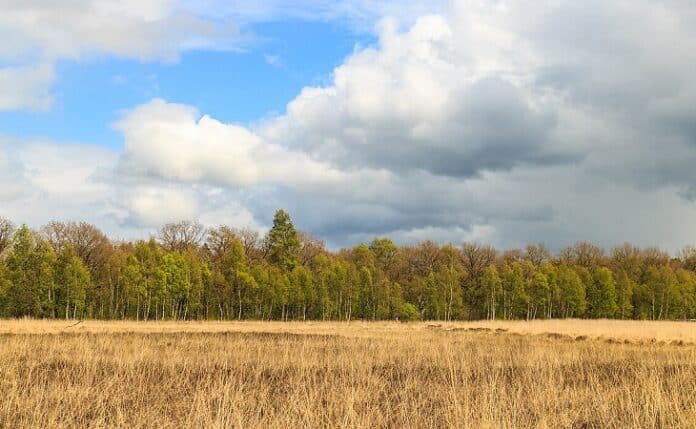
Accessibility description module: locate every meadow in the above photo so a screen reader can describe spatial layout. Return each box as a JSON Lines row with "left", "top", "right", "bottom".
{"left": 1, "top": 319, "right": 695, "bottom": 428}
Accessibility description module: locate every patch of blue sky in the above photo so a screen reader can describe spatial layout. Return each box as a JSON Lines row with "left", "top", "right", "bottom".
{"left": 0, "top": 20, "right": 376, "bottom": 149}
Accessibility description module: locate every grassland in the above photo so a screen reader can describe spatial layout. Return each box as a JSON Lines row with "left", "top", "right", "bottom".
{"left": 1, "top": 320, "right": 695, "bottom": 428}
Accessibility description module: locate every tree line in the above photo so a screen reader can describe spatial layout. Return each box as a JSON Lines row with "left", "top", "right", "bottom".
{"left": 0, "top": 211, "right": 695, "bottom": 321}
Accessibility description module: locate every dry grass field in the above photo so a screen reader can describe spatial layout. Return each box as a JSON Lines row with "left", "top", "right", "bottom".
{"left": 1, "top": 320, "right": 695, "bottom": 428}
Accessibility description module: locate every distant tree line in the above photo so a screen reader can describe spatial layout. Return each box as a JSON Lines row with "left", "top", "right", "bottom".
{"left": 0, "top": 211, "right": 695, "bottom": 321}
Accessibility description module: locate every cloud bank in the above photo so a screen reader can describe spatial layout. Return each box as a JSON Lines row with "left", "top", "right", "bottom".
{"left": 2, "top": 0, "right": 696, "bottom": 251}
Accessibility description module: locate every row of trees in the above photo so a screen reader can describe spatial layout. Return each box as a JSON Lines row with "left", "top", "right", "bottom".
{"left": 0, "top": 212, "right": 695, "bottom": 321}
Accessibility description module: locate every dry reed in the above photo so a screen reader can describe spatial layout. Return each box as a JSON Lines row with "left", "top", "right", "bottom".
{"left": 0, "top": 320, "right": 695, "bottom": 428}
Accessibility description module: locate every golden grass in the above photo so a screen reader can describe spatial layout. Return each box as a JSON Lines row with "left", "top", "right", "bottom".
{"left": 2, "top": 318, "right": 696, "bottom": 343}
{"left": 1, "top": 320, "right": 695, "bottom": 428}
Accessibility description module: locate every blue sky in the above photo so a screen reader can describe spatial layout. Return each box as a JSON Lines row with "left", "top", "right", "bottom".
{"left": 0, "top": 20, "right": 374, "bottom": 149}
{"left": 2, "top": 1, "right": 696, "bottom": 252}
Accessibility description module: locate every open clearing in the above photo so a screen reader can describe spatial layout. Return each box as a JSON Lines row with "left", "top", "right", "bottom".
{"left": 1, "top": 320, "right": 695, "bottom": 428}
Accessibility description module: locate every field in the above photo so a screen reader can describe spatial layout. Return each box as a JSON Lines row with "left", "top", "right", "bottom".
{"left": 1, "top": 320, "right": 695, "bottom": 428}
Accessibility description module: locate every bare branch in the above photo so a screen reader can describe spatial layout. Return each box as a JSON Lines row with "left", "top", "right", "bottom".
{"left": 0, "top": 217, "right": 15, "bottom": 255}
{"left": 159, "top": 221, "right": 206, "bottom": 252}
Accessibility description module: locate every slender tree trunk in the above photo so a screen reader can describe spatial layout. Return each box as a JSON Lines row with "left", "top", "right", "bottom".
{"left": 238, "top": 288, "right": 242, "bottom": 320}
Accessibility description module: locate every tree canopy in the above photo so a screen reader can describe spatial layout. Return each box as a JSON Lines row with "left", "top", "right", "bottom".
{"left": 0, "top": 214, "right": 695, "bottom": 321}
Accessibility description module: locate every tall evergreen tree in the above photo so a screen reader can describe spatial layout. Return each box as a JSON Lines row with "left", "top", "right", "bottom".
{"left": 4, "top": 226, "right": 55, "bottom": 317}
{"left": 266, "top": 209, "right": 300, "bottom": 271}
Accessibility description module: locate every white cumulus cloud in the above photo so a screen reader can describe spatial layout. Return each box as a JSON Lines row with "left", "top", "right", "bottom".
{"left": 4, "top": 0, "right": 696, "bottom": 251}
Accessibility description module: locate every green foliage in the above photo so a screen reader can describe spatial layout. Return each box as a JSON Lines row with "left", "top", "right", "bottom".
{"left": 556, "top": 265, "right": 586, "bottom": 317}
{"left": 4, "top": 226, "right": 55, "bottom": 317}
{"left": 0, "top": 262, "right": 10, "bottom": 309}
{"left": 289, "top": 265, "right": 314, "bottom": 320}
{"left": 526, "top": 271, "right": 549, "bottom": 320}
{"left": 398, "top": 302, "right": 420, "bottom": 321}
{"left": 1, "top": 212, "right": 696, "bottom": 322}
{"left": 638, "top": 265, "right": 681, "bottom": 320}
{"left": 481, "top": 265, "right": 502, "bottom": 320}
{"left": 587, "top": 267, "right": 618, "bottom": 318}
{"left": 54, "top": 245, "right": 91, "bottom": 319}
{"left": 266, "top": 209, "right": 300, "bottom": 271}
{"left": 614, "top": 270, "right": 635, "bottom": 319}
{"left": 500, "top": 262, "right": 529, "bottom": 319}
{"left": 674, "top": 269, "right": 696, "bottom": 320}
{"left": 369, "top": 237, "right": 399, "bottom": 275}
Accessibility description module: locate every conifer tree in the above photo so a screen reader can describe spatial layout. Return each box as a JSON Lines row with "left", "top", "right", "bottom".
{"left": 5, "top": 226, "right": 55, "bottom": 317}
{"left": 266, "top": 209, "right": 300, "bottom": 271}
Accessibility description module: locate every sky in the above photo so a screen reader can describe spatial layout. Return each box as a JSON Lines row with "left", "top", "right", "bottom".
{"left": 1, "top": 0, "right": 696, "bottom": 252}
